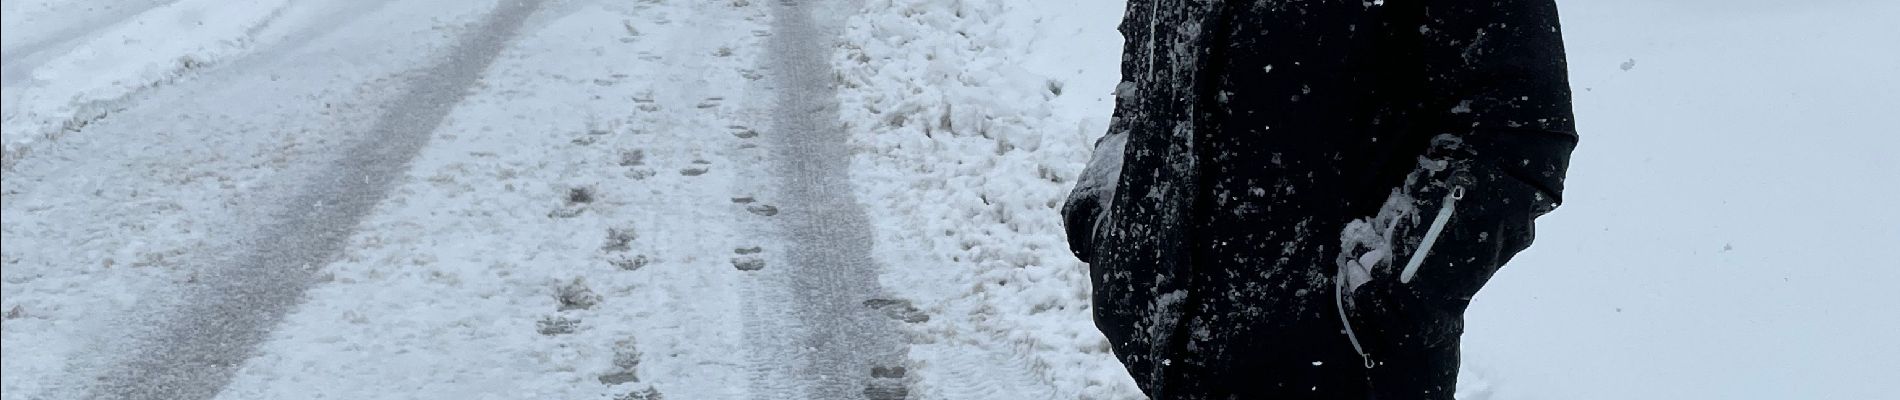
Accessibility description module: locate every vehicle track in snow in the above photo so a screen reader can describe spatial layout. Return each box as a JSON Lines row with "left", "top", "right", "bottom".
{"left": 81, "top": 1, "right": 546, "bottom": 399}
{"left": 745, "top": 0, "right": 912, "bottom": 399}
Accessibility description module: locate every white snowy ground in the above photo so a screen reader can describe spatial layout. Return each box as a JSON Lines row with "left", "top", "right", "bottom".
{"left": 3, "top": 0, "right": 505, "bottom": 396}
{"left": 4, "top": 0, "right": 1894, "bottom": 399}
{"left": 0, "top": 0, "right": 290, "bottom": 168}
{"left": 839, "top": 0, "right": 1900, "bottom": 399}
{"left": 213, "top": 1, "right": 775, "bottom": 398}
{"left": 836, "top": 0, "right": 1142, "bottom": 398}
{"left": 5, "top": 0, "right": 775, "bottom": 398}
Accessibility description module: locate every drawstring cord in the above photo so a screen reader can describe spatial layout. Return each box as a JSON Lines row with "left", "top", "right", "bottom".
{"left": 1335, "top": 270, "right": 1376, "bottom": 369}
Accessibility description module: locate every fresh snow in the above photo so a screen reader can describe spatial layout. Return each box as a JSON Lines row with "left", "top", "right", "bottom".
{"left": 837, "top": 0, "right": 1900, "bottom": 399}
{"left": 2, "top": 0, "right": 1896, "bottom": 399}
{"left": 836, "top": 0, "right": 1143, "bottom": 398}
{"left": 1460, "top": 2, "right": 1900, "bottom": 399}
{"left": 1, "top": 0, "right": 291, "bottom": 169}
{"left": 216, "top": 1, "right": 779, "bottom": 399}
{"left": 3, "top": 0, "right": 511, "bottom": 396}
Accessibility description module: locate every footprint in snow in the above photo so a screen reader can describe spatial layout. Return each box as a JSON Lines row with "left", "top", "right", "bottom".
{"left": 681, "top": 160, "right": 713, "bottom": 176}
{"left": 599, "top": 338, "right": 642, "bottom": 385}
{"left": 599, "top": 371, "right": 639, "bottom": 386}
{"left": 734, "top": 246, "right": 763, "bottom": 255}
{"left": 727, "top": 125, "right": 759, "bottom": 139}
{"left": 731, "top": 256, "right": 766, "bottom": 271}
{"left": 537, "top": 315, "right": 580, "bottom": 335}
{"left": 730, "top": 196, "right": 756, "bottom": 204}
{"left": 621, "top": 20, "right": 641, "bottom": 37}
{"left": 610, "top": 255, "right": 651, "bottom": 271}
{"left": 871, "top": 365, "right": 906, "bottom": 379}
{"left": 615, "top": 387, "right": 663, "bottom": 400}
{"left": 619, "top": 149, "right": 645, "bottom": 166}
{"left": 865, "top": 365, "right": 909, "bottom": 400}
{"left": 602, "top": 227, "right": 638, "bottom": 252}
{"left": 745, "top": 204, "right": 778, "bottom": 216}
{"left": 864, "top": 299, "right": 930, "bottom": 323}
{"left": 555, "top": 278, "right": 602, "bottom": 311}
{"left": 551, "top": 186, "right": 597, "bottom": 218}
{"left": 550, "top": 207, "right": 586, "bottom": 218}
{"left": 567, "top": 186, "right": 597, "bottom": 205}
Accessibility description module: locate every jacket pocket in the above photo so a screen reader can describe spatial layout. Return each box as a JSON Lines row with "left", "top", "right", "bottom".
{"left": 1342, "top": 145, "right": 1554, "bottom": 354}
{"left": 1397, "top": 159, "right": 1541, "bottom": 306}
{"left": 1062, "top": 131, "right": 1127, "bottom": 264}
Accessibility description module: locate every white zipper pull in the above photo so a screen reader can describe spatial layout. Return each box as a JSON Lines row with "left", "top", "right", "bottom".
{"left": 1400, "top": 185, "right": 1465, "bottom": 284}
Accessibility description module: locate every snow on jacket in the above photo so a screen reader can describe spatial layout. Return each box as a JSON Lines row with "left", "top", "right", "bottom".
{"left": 1064, "top": 1, "right": 1577, "bottom": 398}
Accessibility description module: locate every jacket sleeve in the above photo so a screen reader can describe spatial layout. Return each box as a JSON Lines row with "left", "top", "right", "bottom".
{"left": 1418, "top": 0, "right": 1578, "bottom": 212}
{"left": 1062, "top": 130, "right": 1127, "bottom": 264}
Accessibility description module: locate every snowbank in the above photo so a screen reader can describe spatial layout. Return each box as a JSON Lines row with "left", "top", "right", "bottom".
{"left": 836, "top": 0, "right": 1142, "bottom": 398}
{"left": 1, "top": 0, "right": 288, "bottom": 169}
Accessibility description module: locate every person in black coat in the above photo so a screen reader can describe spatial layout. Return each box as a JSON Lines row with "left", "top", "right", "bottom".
{"left": 1062, "top": 1, "right": 1578, "bottom": 398}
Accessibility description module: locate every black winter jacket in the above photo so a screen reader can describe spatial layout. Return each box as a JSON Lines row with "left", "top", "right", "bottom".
{"left": 1063, "top": 1, "right": 1577, "bottom": 398}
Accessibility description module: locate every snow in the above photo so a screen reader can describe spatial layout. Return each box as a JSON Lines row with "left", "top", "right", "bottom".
{"left": 840, "top": 0, "right": 1900, "bottom": 399}
{"left": 0, "top": 0, "right": 514, "bottom": 396}
{"left": 0, "top": 0, "right": 174, "bottom": 83}
{"left": 1, "top": 0, "right": 291, "bottom": 168}
{"left": 1459, "top": 1, "right": 1900, "bottom": 399}
{"left": 1, "top": 0, "right": 1893, "bottom": 398}
{"left": 836, "top": 0, "right": 1140, "bottom": 398}
{"left": 214, "top": 1, "right": 775, "bottom": 399}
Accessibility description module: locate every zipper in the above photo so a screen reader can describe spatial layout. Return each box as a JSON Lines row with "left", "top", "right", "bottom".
{"left": 1400, "top": 185, "right": 1465, "bottom": 284}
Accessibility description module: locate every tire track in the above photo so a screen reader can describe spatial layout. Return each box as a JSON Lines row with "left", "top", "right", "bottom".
{"left": 82, "top": 1, "right": 546, "bottom": 398}
{"left": 747, "top": 0, "right": 911, "bottom": 399}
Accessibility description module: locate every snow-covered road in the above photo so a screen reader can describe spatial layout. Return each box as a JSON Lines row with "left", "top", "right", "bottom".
{"left": 6, "top": 0, "right": 539, "bottom": 397}
{"left": 5, "top": 0, "right": 888, "bottom": 398}
{"left": 7, "top": 0, "right": 1070, "bottom": 397}
{"left": 743, "top": 0, "right": 910, "bottom": 399}
{"left": 90, "top": 1, "right": 548, "bottom": 398}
